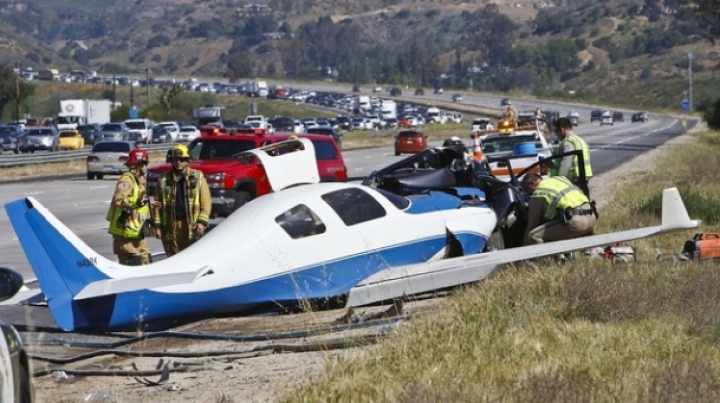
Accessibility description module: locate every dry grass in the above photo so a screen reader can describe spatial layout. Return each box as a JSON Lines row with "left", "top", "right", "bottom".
{"left": 281, "top": 130, "right": 720, "bottom": 402}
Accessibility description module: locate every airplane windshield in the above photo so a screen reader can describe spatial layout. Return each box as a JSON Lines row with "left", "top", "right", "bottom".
{"left": 322, "top": 188, "right": 387, "bottom": 226}
{"left": 275, "top": 204, "right": 326, "bottom": 239}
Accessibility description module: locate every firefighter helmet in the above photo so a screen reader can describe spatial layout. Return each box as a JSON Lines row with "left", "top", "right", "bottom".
{"left": 288, "top": 135, "right": 299, "bottom": 140}
{"left": 125, "top": 148, "right": 149, "bottom": 166}
{"left": 172, "top": 144, "right": 191, "bottom": 160}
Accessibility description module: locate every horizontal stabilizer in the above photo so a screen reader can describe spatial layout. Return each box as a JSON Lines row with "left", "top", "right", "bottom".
{"left": 75, "top": 266, "right": 212, "bottom": 300}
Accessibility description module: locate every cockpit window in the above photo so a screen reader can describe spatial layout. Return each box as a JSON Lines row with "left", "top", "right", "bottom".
{"left": 275, "top": 204, "right": 326, "bottom": 239}
{"left": 322, "top": 188, "right": 387, "bottom": 226}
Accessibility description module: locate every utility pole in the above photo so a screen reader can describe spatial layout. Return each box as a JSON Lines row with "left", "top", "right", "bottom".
{"left": 112, "top": 72, "right": 117, "bottom": 108}
{"left": 130, "top": 82, "right": 135, "bottom": 107}
{"left": 146, "top": 67, "right": 150, "bottom": 106}
{"left": 14, "top": 62, "right": 20, "bottom": 122}
{"left": 101, "top": 63, "right": 105, "bottom": 99}
{"left": 688, "top": 52, "right": 693, "bottom": 111}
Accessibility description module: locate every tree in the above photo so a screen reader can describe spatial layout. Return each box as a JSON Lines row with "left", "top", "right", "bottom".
{"left": 158, "top": 85, "right": 184, "bottom": 113}
{"left": 0, "top": 64, "right": 35, "bottom": 121}
{"left": 227, "top": 52, "right": 255, "bottom": 78}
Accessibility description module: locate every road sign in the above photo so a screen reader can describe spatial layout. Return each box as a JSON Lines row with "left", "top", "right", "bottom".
{"left": 681, "top": 98, "right": 690, "bottom": 112}
{"left": 468, "top": 79, "right": 474, "bottom": 88}
{"left": 129, "top": 106, "right": 138, "bottom": 119}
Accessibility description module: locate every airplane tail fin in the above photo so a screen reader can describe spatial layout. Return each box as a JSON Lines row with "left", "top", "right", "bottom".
{"left": 661, "top": 187, "right": 701, "bottom": 230}
{"left": 5, "top": 197, "right": 114, "bottom": 330}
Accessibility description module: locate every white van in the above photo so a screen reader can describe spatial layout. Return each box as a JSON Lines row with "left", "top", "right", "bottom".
{"left": 471, "top": 118, "right": 494, "bottom": 132}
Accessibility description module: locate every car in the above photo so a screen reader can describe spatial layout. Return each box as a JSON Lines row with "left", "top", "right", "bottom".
{"left": 85, "top": 140, "right": 136, "bottom": 180}
{"left": 151, "top": 126, "right": 172, "bottom": 143}
{"left": 599, "top": 111, "right": 614, "bottom": 126}
{"left": 612, "top": 111, "right": 624, "bottom": 123}
{"left": 434, "top": 88, "right": 443, "bottom": 94}
{"left": 305, "top": 127, "right": 343, "bottom": 149}
{"left": 0, "top": 125, "right": 23, "bottom": 154}
{"left": 352, "top": 84, "right": 362, "bottom": 92}
{"left": 336, "top": 116, "right": 352, "bottom": 131}
{"left": 383, "top": 117, "right": 399, "bottom": 129}
{"left": 414, "top": 88, "right": 425, "bottom": 96}
{"left": 0, "top": 268, "right": 34, "bottom": 402}
{"left": 394, "top": 130, "right": 427, "bottom": 156}
{"left": 451, "top": 93, "right": 463, "bottom": 102}
{"left": 97, "top": 122, "right": 129, "bottom": 143}
{"left": 158, "top": 121, "right": 181, "bottom": 141}
{"left": 590, "top": 109, "right": 603, "bottom": 122}
{"left": 76, "top": 123, "right": 101, "bottom": 146}
{"left": 566, "top": 111, "right": 580, "bottom": 127}
{"left": 177, "top": 125, "right": 201, "bottom": 142}
{"left": 372, "top": 86, "right": 383, "bottom": 93}
{"left": 471, "top": 118, "right": 494, "bottom": 132}
{"left": 631, "top": 111, "right": 649, "bottom": 123}
{"left": 57, "top": 129, "right": 85, "bottom": 150}
{"left": 500, "top": 98, "right": 511, "bottom": 106}
{"left": 19, "top": 126, "right": 58, "bottom": 153}
{"left": 268, "top": 116, "right": 295, "bottom": 132}
{"left": 390, "top": 87, "right": 402, "bottom": 96}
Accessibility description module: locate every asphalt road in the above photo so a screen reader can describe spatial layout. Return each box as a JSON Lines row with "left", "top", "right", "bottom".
{"left": 0, "top": 105, "right": 695, "bottom": 331}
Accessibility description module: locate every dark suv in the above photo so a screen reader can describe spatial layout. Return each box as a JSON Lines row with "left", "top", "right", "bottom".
{"left": 0, "top": 125, "right": 24, "bottom": 154}
{"left": 590, "top": 110, "right": 603, "bottom": 122}
{"left": 77, "top": 123, "right": 102, "bottom": 146}
{"left": 612, "top": 111, "right": 624, "bottom": 123}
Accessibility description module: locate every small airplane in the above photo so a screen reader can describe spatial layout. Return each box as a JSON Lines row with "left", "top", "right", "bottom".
{"left": 5, "top": 139, "right": 701, "bottom": 331}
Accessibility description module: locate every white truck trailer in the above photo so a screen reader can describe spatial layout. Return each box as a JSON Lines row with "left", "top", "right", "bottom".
{"left": 57, "top": 99, "right": 112, "bottom": 130}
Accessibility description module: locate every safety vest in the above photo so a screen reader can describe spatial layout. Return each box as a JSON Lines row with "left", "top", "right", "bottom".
{"left": 107, "top": 173, "right": 150, "bottom": 239}
{"left": 551, "top": 133, "right": 593, "bottom": 180}
{"left": 156, "top": 169, "right": 207, "bottom": 240}
{"left": 532, "top": 176, "right": 589, "bottom": 220}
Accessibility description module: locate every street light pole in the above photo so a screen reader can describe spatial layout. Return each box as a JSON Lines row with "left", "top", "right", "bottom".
{"left": 688, "top": 52, "right": 693, "bottom": 111}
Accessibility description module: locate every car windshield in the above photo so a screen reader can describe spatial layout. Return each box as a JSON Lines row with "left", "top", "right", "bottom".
{"left": 0, "top": 127, "right": 16, "bottom": 135}
{"left": 180, "top": 127, "right": 196, "bottom": 132}
{"left": 92, "top": 142, "right": 131, "bottom": 152}
{"left": 125, "top": 121, "right": 148, "bottom": 130}
{"left": 59, "top": 132, "right": 77, "bottom": 138}
{"left": 482, "top": 135, "right": 541, "bottom": 153}
{"left": 190, "top": 139, "right": 258, "bottom": 160}
{"left": 76, "top": 125, "right": 96, "bottom": 132}
{"left": 398, "top": 131, "right": 420, "bottom": 138}
{"left": 27, "top": 129, "right": 54, "bottom": 136}
{"left": 101, "top": 124, "right": 122, "bottom": 131}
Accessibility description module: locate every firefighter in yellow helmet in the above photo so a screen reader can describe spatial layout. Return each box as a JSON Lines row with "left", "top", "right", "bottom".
{"left": 288, "top": 134, "right": 303, "bottom": 152}
{"left": 107, "top": 148, "right": 152, "bottom": 265}
{"left": 504, "top": 100, "right": 517, "bottom": 121}
{"left": 152, "top": 144, "right": 212, "bottom": 257}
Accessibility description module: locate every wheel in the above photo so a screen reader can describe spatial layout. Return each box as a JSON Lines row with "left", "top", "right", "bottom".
{"left": 13, "top": 149, "right": 18, "bottom": 154}
{"left": 395, "top": 151, "right": 400, "bottom": 156}
{"left": 97, "top": 174, "right": 104, "bottom": 180}
{"left": 232, "top": 190, "right": 251, "bottom": 212}
{"left": 87, "top": 172, "right": 94, "bottom": 180}
{"left": 484, "top": 228, "right": 505, "bottom": 252}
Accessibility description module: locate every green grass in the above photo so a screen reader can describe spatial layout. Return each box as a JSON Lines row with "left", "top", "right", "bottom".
{"left": 281, "top": 130, "right": 720, "bottom": 402}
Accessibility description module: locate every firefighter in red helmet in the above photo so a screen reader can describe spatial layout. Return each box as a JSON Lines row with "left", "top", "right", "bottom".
{"left": 106, "top": 148, "right": 152, "bottom": 265}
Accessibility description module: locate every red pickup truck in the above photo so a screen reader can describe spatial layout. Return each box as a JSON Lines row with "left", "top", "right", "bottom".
{"left": 147, "top": 132, "right": 347, "bottom": 217}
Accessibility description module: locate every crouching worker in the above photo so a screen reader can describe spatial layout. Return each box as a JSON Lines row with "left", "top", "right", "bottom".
{"left": 521, "top": 173, "right": 597, "bottom": 245}
{"left": 107, "top": 148, "right": 152, "bottom": 265}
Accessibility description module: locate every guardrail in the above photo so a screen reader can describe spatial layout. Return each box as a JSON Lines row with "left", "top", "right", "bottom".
{"left": 0, "top": 144, "right": 172, "bottom": 168}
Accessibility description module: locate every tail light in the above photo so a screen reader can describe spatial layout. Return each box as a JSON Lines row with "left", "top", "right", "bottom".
{"left": 86, "top": 155, "right": 99, "bottom": 162}
{"left": 118, "top": 155, "right": 128, "bottom": 163}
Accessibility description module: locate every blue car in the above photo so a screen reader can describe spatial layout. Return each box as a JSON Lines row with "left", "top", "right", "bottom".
{"left": 0, "top": 125, "right": 24, "bottom": 154}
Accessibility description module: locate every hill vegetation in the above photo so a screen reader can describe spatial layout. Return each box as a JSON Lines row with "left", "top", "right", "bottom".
{"left": 0, "top": 0, "right": 718, "bottom": 111}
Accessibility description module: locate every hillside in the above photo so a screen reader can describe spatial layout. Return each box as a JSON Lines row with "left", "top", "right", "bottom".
{"left": 0, "top": 0, "right": 717, "bottom": 110}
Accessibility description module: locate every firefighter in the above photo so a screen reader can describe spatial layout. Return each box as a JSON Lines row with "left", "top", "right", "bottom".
{"left": 288, "top": 134, "right": 303, "bottom": 152}
{"left": 152, "top": 144, "right": 211, "bottom": 257}
{"left": 521, "top": 173, "right": 597, "bottom": 245}
{"left": 504, "top": 100, "right": 517, "bottom": 121}
{"left": 550, "top": 117, "right": 593, "bottom": 197}
{"left": 107, "top": 148, "right": 151, "bottom": 265}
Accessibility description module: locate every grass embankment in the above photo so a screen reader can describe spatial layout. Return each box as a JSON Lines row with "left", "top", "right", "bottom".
{"left": 283, "top": 130, "right": 720, "bottom": 402}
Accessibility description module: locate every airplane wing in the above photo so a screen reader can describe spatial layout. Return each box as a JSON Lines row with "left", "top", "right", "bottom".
{"left": 347, "top": 187, "right": 700, "bottom": 307}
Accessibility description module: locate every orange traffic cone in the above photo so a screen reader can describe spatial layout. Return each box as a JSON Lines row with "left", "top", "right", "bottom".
{"left": 471, "top": 132, "right": 484, "bottom": 162}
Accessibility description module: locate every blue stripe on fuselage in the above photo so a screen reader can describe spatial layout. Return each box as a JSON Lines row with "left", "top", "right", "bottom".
{"left": 405, "top": 189, "right": 488, "bottom": 214}
{"left": 82, "top": 234, "right": 486, "bottom": 330}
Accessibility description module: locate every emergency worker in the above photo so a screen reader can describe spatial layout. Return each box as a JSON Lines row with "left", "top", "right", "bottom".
{"left": 107, "top": 148, "right": 151, "bottom": 265}
{"left": 504, "top": 100, "right": 517, "bottom": 121}
{"left": 521, "top": 173, "right": 597, "bottom": 245}
{"left": 551, "top": 117, "right": 593, "bottom": 197}
{"left": 152, "top": 144, "right": 211, "bottom": 257}
{"left": 288, "top": 134, "right": 303, "bottom": 152}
